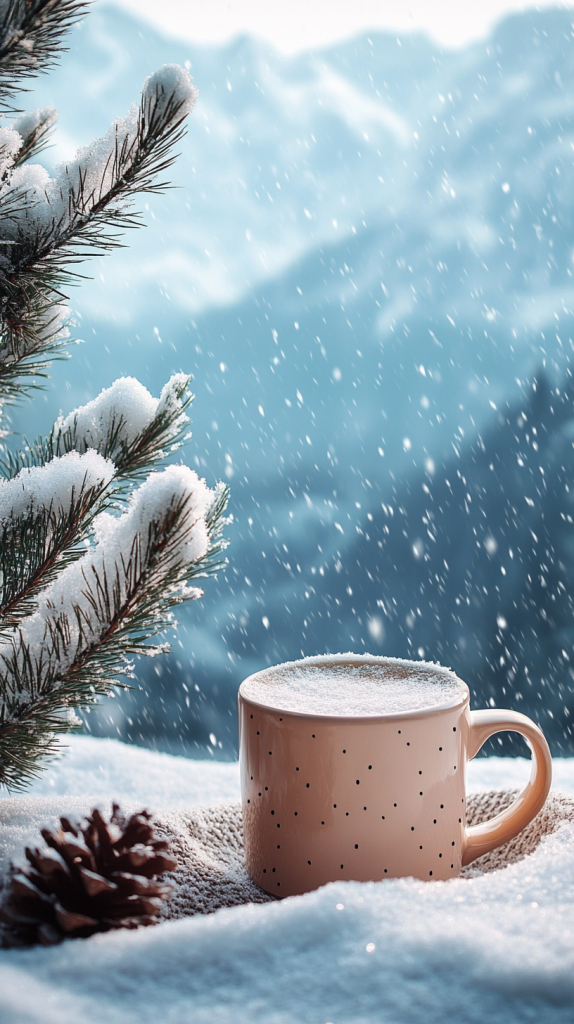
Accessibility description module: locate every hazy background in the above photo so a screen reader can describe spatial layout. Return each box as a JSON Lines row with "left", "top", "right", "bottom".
{"left": 116, "top": 0, "right": 572, "bottom": 52}
{"left": 10, "top": 1, "right": 574, "bottom": 758}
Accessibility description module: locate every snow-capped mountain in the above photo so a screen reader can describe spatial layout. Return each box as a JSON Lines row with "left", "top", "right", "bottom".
{"left": 11, "top": 4, "right": 574, "bottom": 755}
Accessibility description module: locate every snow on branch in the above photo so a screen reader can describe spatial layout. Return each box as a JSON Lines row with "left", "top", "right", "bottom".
{"left": 0, "top": 63, "right": 197, "bottom": 399}
{"left": 12, "top": 105, "right": 58, "bottom": 164}
{"left": 0, "top": 450, "right": 114, "bottom": 630}
{"left": 2, "top": 63, "right": 198, "bottom": 248}
{"left": 142, "top": 64, "right": 198, "bottom": 122}
{"left": 0, "top": 465, "right": 229, "bottom": 789}
{"left": 0, "top": 448, "right": 113, "bottom": 521}
{"left": 24, "top": 464, "right": 213, "bottom": 651}
{"left": 0, "top": 125, "right": 21, "bottom": 176}
{"left": 0, "top": 106, "right": 59, "bottom": 205}
{"left": 58, "top": 377, "right": 167, "bottom": 451}
{"left": 0, "top": 2, "right": 227, "bottom": 793}
{"left": 1, "top": 372, "right": 193, "bottom": 479}
{"left": 0, "top": 374, "right": 193, "bottom": 640}
{"left": 57, "top": 372, "right": 192, "bottom": 474}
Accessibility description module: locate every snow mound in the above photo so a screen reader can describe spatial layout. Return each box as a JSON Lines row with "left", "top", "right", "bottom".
{"left": 0, "top": 739, "right": 573, "bottom": 1022}
{"left": 1, "top": 735, "right": 240, "bottom": 812}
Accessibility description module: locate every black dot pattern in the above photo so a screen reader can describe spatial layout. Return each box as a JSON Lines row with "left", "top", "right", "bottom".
{"left": 241, "top": 697, "right": 466, "bottom": 895}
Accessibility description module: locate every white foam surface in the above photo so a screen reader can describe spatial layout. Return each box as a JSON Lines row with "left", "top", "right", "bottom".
{"left": 241, "top": 661, "right": 468, "bottom": 716}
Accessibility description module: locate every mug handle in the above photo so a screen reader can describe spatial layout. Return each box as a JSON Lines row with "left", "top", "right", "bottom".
{"left": 462, "top": 708, "right": 553, "bottom": 866}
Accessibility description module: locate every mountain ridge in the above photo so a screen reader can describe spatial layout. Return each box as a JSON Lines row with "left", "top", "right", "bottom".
{"left": 8, "top": 3, "right": 574, "bottom": 755}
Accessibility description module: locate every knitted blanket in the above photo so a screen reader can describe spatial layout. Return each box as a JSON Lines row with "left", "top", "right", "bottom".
{"left": 155, "top": 789, "right": 574, "bottom": 921}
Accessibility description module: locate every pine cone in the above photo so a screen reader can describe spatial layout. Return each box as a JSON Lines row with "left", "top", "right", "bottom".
{"left": 0, "top": 804, "right": 177, "bottom": 946}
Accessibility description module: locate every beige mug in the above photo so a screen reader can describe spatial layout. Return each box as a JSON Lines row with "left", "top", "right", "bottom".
{"left": 238, "top": 654, "right": 552, "bottom": 897}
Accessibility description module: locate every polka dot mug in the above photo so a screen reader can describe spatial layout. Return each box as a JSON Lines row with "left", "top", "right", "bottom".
{"left": 238, "top": 654, "right": 552, "bottom": 897}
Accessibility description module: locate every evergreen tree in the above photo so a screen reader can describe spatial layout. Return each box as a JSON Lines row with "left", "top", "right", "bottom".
{"left": 0, "top": 0, "right": 228, "bottom": 789}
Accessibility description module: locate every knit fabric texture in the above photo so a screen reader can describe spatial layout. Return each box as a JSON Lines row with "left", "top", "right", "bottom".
{"left": 153, "top": 790, "right": 574, "bottom": 921}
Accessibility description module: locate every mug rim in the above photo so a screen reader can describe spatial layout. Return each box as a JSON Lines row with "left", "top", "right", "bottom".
{"left": 238, "top": 653, "right": 470, "bottom": 721}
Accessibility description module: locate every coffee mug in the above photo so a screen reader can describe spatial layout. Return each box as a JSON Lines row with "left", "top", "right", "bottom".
{"left": 238, "top": 654, "right": 552, "bottom": 896}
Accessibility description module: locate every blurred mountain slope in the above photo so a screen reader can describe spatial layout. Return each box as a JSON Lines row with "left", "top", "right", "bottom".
{"left": 10, "top": 4, "right": 574, "bottom": 754}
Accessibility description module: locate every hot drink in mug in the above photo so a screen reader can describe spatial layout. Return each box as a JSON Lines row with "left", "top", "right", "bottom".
{"left": 238, "top": 654, "right": 552, "bottom": 897}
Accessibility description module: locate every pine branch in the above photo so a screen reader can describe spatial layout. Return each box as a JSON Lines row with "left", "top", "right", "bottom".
{"left": 0, "top": 374, "right": 192, "bottom": 635}
{"left": 0, "top": 300, "right": 70, "bottom": 402}
{"left": 0, "top": 475, "right": 111, "bottom": 631}
{"left": 12, "top": 106, "right": 58, "bottom": 165}
{"left": 0, "top": 448, "right": 113, "bottom": 629}
{"left": 0, "top": 5, "right": 229, "bottom": 798}
{"left": 0, "top": 373, "right": 193, "bottom": 480}
{"left": 55, "top": 372, "right": 193, "bottom": 481}
{"left": 0, "top": 1, "right": 87, "bottom": 112}
{"left": 0, "top": 66, "right": 197, "bottom": 399}
{"left": 0, "top": 469, "right": 229, "bottom": 789}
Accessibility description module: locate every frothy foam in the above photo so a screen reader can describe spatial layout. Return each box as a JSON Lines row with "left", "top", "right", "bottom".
{"left": 241, "top": 660, "right": 467, "bottom": 717}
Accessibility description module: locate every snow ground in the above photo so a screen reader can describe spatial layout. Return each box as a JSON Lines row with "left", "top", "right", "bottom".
{"left": 0, "top": 737, "right": 573, "bottom": 1023}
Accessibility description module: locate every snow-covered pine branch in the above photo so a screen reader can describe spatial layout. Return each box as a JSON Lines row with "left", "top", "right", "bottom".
{"left": 0, "top": 445, "right": 113, "bottom": 519}
{"left": 12, "top": 106, "right": 58, "bottom": 165}
{"left": 0, "top": 62, "right": 198, "bottom": 399}
{"left": 5, "top": 63, "right": 197, "bottom": 245}
{"left": 54, "top": 372, "right": 193, "bottom": 478}
{"left": 0, "top": 373, "right": 195, "bottom": 634}
{"left": 0, "top": 108, "right": 58, "bottom": 182}
{"left": 0, "top": 450, "right": 114, "bottom": 629}
{"left": 0, "top": 1, "right": 227, "bottom": 790}
{"left": 1, "top": 372, "right": 193, "bottom": 479}
{"left": 0, "top": 466, "right": 228, "bottom": 789}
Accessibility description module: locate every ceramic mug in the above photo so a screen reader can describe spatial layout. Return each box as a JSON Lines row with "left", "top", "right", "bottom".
{"left": 238, "top": 654, "right": 552, "bottom": 897}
